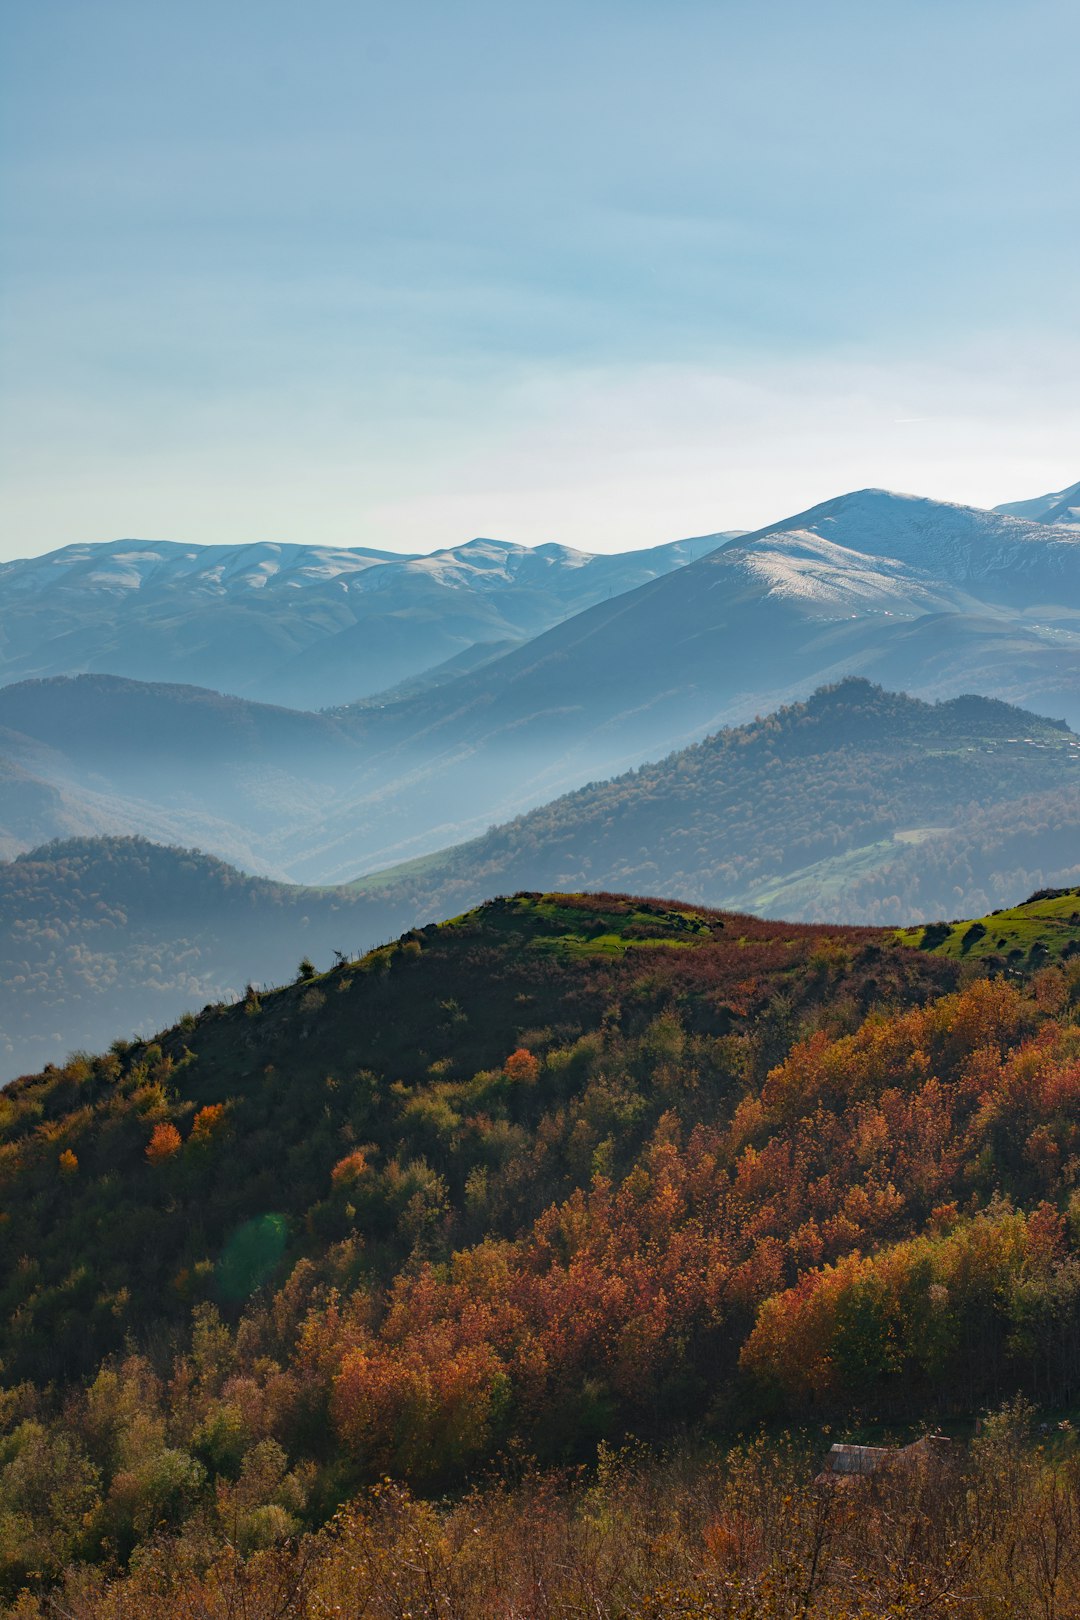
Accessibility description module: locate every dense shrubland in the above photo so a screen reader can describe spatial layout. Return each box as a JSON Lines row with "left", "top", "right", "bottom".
{"left": 4, "top": 891, "right": 1080, "bottom": 1608}
{"left": 9, "top": 1408, "right": 1080, "bottom": 1618}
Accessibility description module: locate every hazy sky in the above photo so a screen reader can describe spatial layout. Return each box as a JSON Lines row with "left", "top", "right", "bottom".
{"left": 2, "top": 0, "right": 1078, "bottom": 559}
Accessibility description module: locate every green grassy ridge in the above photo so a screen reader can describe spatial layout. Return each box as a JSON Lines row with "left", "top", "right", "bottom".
{"left": 439, "top": 892, "right": 719, "bottom": 955}
{"left": 896, "top": 887, "right": 1080, "bottom": 963}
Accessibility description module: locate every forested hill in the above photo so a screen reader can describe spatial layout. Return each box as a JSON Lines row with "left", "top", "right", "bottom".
{"left": 0, "top": 838, "right": 408, "bottom": 1078}
{"left": 5, "top": 889, "right": 1080, "bottom": 1606}
{"left": 354, "top": 679, "right": 1080, "bottom": 924}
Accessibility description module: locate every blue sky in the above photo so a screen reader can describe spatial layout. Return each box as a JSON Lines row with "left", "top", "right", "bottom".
{"left": 2, "top": 0, "right": 1078, "bottom": 558}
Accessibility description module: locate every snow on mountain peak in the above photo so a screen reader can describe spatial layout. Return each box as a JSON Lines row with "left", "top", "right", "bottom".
{"left": 726, "top": 487, "right": 1080, "bottom": 606}
{"left": 726, "top": 529, "right": 952, "bottom": 614}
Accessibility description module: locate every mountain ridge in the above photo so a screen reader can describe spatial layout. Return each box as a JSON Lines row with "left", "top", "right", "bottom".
{"left": 2, "top": 488, "right": 1079, "bottom": 882}
{"left": 994, "top": 476, "right": 1080, "bottom": 528}
{"left": 0, "top": 529, "right": 735, "bottom": 710}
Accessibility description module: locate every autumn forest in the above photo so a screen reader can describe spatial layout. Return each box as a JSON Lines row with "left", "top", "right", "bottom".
{"left": 3, "top": 891, "right": 1080, "bottom": 1614}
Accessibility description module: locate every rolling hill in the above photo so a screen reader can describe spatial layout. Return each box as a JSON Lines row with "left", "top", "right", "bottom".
{"left": 896, "top": 883, "right": 1080, "bottom": 964}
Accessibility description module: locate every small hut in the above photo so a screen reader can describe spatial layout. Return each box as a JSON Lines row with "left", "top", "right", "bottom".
{"left": 816, "top": 1434, "right": 955, "bottom": 1486}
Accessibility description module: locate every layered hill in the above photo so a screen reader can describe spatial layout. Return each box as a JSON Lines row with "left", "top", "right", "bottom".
{"left": 0, "top": 755, "right": 109, "bottom": 861}
{"left": 2, "top": 490, "right": 1079, "bottom": 881}
{"left": 353, "top": 680, "right": 1080, "bottom": 926}
{"left": 5, "top": 888, "right": 1080, "bottom": 1602}
{"left": 0, "top": 531, "right": 727, "bottom": 710}
{"left": 4, "top": 682, "right": 1079, "bottom": 1078}
{"left": 319, "top": 489, "right": 1080, "bottom": 873}
{"left": 0, "top": 675, "right": 361, "bottom": 874}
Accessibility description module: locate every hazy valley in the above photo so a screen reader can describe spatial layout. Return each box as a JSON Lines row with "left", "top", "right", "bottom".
{"left": 2, "top": 486, "right": 1079, "bottom": 893}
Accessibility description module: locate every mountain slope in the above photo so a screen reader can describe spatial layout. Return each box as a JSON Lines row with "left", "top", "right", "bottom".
{"left": 994, "top": 477, "right": 1080, "bottom": 529}
{"left": 8, "top": 887, "right": 1080, "bottom": 1605}
{"left": 351, "top": 680, "right": 1080, "bottom": 926}
{"left": 732, "top": 487, "right": 1080, "bottom": 604}
{"left": 0, "top": 531, "right": 730, "bottom": 710}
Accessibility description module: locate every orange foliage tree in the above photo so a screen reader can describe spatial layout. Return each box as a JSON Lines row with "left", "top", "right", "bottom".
{"left": 146, "top": 1122, "right": 182, "bottom": 1164}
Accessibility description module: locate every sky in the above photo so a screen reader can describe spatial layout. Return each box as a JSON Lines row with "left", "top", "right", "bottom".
{"left": 1, "top": 0, "right": 1078, "bottom": 560}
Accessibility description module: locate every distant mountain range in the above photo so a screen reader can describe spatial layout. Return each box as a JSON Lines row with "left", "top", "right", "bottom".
{"left": 4, "top": 679, "right": 1079, "bottom": 1079}
{"left": 0, "top": 531, "right": 731, "bottom": 710}
{"left": 1, "top": 485, "right": 1078, "bottom": 881}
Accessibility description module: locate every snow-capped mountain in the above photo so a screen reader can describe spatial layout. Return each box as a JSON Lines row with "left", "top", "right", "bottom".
{"left": 0, "top": 531, "right": 731, "bottom": 710}
{"left": 994, "top": 479, "right": 1080, "bottom": 530}
{"left": 727, "top": 489, "right": 1080, "bottom": 606}
{"left": 4, "top": 486, "right": 1080, "bottom": 884}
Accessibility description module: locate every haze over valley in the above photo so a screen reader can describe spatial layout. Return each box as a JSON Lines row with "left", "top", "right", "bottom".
{"left": 2, "top": 474, "right": 1080, "bottom": 1077}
